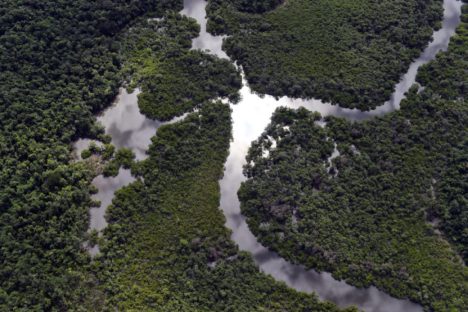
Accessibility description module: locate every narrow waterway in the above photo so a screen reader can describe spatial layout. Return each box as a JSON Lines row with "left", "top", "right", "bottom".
{"left": 74, "top": 0, "right": 462, "bottom": 309}
{"left": 183, "top": 0, "right": 463, "bottom": 311}
{"left": 74, "top": 88, "right": 184, "bottom": 255}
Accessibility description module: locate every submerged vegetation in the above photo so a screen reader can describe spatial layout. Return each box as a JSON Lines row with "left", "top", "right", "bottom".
{"left": 239, "top": 5, "right": 468, "bottom": 311}
{"left": 207, "top": 0, "right": 443, "bottom": 110}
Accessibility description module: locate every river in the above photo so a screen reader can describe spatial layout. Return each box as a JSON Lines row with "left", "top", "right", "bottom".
{"left": 76, "top": 0, "right": 463, "bottom": 310}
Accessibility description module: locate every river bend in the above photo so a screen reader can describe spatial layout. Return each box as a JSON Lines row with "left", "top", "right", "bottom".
{"left": 76, "top": 0, "right": 463, "bottom": 310}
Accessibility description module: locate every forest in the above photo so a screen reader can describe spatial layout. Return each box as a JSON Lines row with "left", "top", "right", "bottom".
{"left": 207, "top": 0, "right": 444, "bottom": 110}
{"left": 239, "top": 4, "right": 468, "bottom": 311}
{"left": 89, "top": 101, "right": 355, "bottom": 311}
{"left": 86, "top": 8, "right": 351, "bottom": 310}
{"left": 0, "top": 0, "right": 350, "bottom": 310}
{"left": 120, "top": 13, "right": 241, "bottom": 121}
{"left": 0, "top": 0, "right": 189, "bottom": 309}
{"left": 0, "top": 0, "right": 466, "bottom": 310}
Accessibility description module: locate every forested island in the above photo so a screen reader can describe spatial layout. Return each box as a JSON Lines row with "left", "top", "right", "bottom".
{"left": 207, "top": 0, "right": 444, "bottom": 109}
{"left": 0, "top": 0, "right": 466, "bottom": 311}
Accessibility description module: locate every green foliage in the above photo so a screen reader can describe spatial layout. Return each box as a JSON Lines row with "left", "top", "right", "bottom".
{"left": 115, "top": 148, "right": 135, "bottom": 169}
{"left": 94, "top": 102, "right": 355, "bottom": 312}
{"left": 3, "top": 0, "right": 464, "bottom": 310}
{"left": 120, "top": 14, "right": 242, "bottom": 121}
{"left": 88, "top": 229, "right": 100, "bottom": 248}
{"left": 89, "top": 143, "right": 101, "bottom": 154}
{"left": 101, "top": 144, "right": 116, "bottom": 161}
{"left": 81, "top": 149, "right": 93, "bottom": 160}
{"left": 417, "top": 7, "right": 468, "bottom": 261}
{"left": 138, "top": 50, "right": 242, "bottom": 120}
{"left": 120, "top": 12, "right": 200, "bottom": 86}
{"left": 229, "top": 0, "right": 284, "bottom": 13}
{"left": 239, "top": 6, "right": 468, "bottom": 311}
{"left": 1, "top": 0, "right": 323, "bottom": 308}
{"left": 207, "top": 0, "right": 443, "bottom": 109}
{"left": 0, "top": 0, "right": 183, "bottom": 309}
{"left": 102, "top": 148, "right": 135, "bottom": 177}
{"left": 102, "top": 161, "right": 120, "bottom": 178}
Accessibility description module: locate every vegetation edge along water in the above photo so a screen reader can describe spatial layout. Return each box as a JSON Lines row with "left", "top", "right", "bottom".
{"left": 0, "top": 0, "right": 465, "bottom": 310}
{"left": 239, "top": 2, "right": 468, "bottom": 311}
{"left": 207, "top": 0, "right": 445, "bottom": 110}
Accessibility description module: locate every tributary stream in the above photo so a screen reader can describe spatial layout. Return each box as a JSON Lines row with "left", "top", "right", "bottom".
{"left": 76, "top": 0, "right": 463, "bottom": 310}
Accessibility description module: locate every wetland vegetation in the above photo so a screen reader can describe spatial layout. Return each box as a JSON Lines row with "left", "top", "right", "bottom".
{"left": 207, "top": 0, "right": 444, "bottom": 110}
{"left": 239, "top": 6, "right": 468, "bottom": 311}
{"left": 0, "top": 0, "right": 465, "bottom": 310}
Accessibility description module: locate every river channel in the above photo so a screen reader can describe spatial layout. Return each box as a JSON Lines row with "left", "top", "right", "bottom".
{"left": 77, "top": 0, "right": 463, "bottom": 310}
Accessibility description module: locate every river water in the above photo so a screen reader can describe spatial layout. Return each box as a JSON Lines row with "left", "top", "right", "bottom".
{"left": 76, "top": 0, "right": 462, "bottom": 309}
{"left": 183, "top": 0, "right": 462, "bottom": 311}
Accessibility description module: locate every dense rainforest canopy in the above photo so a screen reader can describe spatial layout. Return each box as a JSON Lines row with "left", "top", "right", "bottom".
{"left": 207, "top": 0, "right": 444, "bottom": 110}
{"left": 120, "top": 14, "right": 241, "bottom": 121}
{"left": 0, "top": 0, "right": 350, "bottom": 310}
{"left": 86, "top": 10, "right": 350, "bottom": 311}
{"left": 0, "top": 0, "right": 466, "bottom": 310}
{"left": 92, "top": 101, "right": 355, "bottom": 311}
{"left": 228, "top": 0, "right": 284, "bottom": 13}
{"left": 0, "top": 0, "right": 187, "bottom": 309}
{"left": 239, "top": 4, "right": 468, "bottom": 311}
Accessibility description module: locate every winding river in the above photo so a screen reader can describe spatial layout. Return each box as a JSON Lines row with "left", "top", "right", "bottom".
{"left": 76, "top": 0, "right": 463, "bottom": 310}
